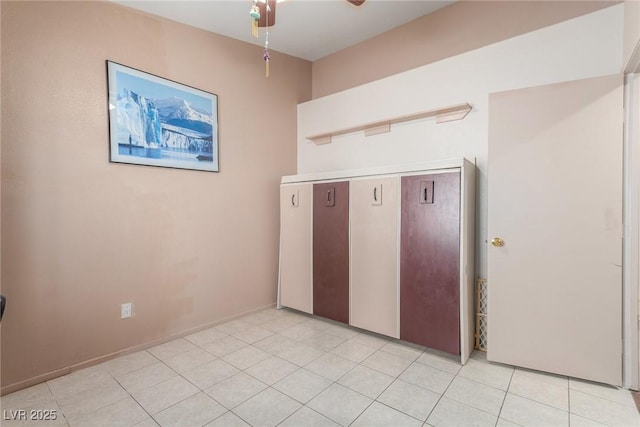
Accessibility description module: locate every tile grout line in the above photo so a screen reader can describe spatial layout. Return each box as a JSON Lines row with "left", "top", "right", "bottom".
{"left": 158, "top": 332, "right": 294, "bottom": 426}
{"left": 323, "top": 350, "right": 374, "bottom": 426}
{"left": 190, "top": 323, "right": 328, "bottom": 424}
{"left": 44, "top": 380, "right": 71, "bottom": 427}
{"left": 342, "top": 353, "right": 404, "bottom": 427}
{"left": 281, "top": 338, "right": 421, "bottom": 426}
{"left": 195, "top": 333, "right": 274, "bottom": 427}
{"left": 222, "top": 309, "right": 308, "bottom": 426}
{"left": 566, "top": 387, "right": 638, "bottom": 426}
{"left": 93, "top": 350, "right": 165, "bottom": 426}
{"left": 258, "top": 316, "right": 347, "bottom": 424}
{"left": 494, "top": 365, "right": 515, "bottom": 427}
{"left": 421, "top": 359, "right": 458, "bottom": 425}
{"left": 568, "top": 382, "right": 639, "bottom": 408}
{"left": 270, "top": 383, "right": 306, "bottom": 427}
{"left": 212, "top": 323, "right": 344, "bottom": 426}
{"left": 455, "top": 369, "right": 513, "bottom": 393}
{"left": 47, "top": 369, "right": 141, "bottom": 427}
{"left": 111, "top": 353, "right": 188, "bottom": 427}
{"left": 424, "top": 353, "right": 518, "bottom": 425}
{"left": 122, "top": 346, "right": 236, "bottom": 426}
{"left": 365, "top": 400, "right": 427, "bottom": 425}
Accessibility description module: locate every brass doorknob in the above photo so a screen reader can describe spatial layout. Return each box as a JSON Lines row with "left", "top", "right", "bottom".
{"left": 491, "top": 237, "right": 505, "bottom": 247}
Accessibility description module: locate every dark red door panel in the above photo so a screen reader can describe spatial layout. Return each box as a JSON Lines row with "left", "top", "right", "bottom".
{"left": 313, "top": 181, "right": 350, "bottom": 324}
{"left": 401, "top": 172, "right": 460, "bottom": 354}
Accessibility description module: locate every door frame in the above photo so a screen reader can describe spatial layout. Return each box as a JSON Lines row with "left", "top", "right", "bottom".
{"left": 624, "top": 72, "right": 640, "bottom": 390}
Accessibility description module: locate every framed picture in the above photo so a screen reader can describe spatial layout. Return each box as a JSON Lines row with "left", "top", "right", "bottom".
{"left": 107, "top": 61, "right": 219, "bottom": 172}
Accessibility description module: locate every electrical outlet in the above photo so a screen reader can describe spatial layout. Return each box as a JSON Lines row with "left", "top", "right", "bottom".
{"left": 121, "top": 303, "right": 132, "bottom": 319}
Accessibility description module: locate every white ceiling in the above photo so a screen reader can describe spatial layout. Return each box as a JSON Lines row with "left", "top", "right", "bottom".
{"left": 112, "top": 0, "right": 455, "bottom": 61}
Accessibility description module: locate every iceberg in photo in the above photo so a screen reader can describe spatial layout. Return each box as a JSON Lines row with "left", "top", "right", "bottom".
{"left": 108, "top": 61, "right": 218, "bottom": 172}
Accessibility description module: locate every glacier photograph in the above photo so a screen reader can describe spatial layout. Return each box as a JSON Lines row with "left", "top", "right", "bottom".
{"left": 107, "top": 61, "right": 219, "bottom": 172}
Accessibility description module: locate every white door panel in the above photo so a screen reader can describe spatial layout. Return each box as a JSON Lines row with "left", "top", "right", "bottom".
{"left": 279, "top": 183, "right": 313, "bottom": 313}
{"left": 487, "top": 75, "right": 623, "bottom": 386}
{"left": 350, "top": 176, "right": 399, "bottom": 338}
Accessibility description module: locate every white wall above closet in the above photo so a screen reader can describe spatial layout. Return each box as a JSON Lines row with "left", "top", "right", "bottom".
{"left": 297, "top": 4, "right": 623, "bottom": 279}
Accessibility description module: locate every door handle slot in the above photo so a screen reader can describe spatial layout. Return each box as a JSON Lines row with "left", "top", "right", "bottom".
{"left": 420, "top": 180, "right": 434, "bottom": 204}
{"left": 326, "top": 187, "right": 335, "bottom": 207}
{"left": 290, "top": 190, "right": 299, "bottom": 207}
{"left": 371, "top": 183, "right": 382, "bottom": 205}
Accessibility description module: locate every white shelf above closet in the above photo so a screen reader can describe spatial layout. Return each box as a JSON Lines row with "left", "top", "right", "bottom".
{"left": 306, "top": 103, "right": 472, "bottom": 145}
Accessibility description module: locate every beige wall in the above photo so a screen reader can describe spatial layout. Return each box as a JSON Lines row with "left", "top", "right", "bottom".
{"left": 312, "top": 0, "right": 617, "bottom": 99}
{"left": 0, "top": 1, "right": 311, "bottom": 392}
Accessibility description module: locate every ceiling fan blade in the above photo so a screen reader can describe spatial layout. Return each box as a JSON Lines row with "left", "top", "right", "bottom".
{"left": 258, "top": 0, "right": 276, "bottom": 27}
{"left": 347, "top": 0, "right": 366, "bottom": 6}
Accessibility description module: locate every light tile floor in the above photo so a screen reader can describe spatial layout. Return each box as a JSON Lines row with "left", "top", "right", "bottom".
{"left": 2, "top": 307, "right": 639, "bottom": 427}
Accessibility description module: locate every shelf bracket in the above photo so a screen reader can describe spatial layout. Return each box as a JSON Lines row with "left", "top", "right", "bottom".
{"left": 364, "top": 123, "right": 391, "bottom": 137}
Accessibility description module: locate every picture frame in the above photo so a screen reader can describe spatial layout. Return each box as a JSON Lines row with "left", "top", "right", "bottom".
{"left": 107, "top": 61, "right": 219, "bottom": 172}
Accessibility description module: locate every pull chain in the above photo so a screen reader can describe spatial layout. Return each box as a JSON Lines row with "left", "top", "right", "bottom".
{"left": 264, "top": 2, "right": 270, "bottom": 78}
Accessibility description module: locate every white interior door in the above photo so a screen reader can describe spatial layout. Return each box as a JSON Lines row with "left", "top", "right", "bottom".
{"left": 487, "top": 74, "right": 623, "bottom": 386}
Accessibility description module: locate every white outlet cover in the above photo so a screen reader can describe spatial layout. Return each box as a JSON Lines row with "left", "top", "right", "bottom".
{"left": 121, "top": 303, "right": 132, "bottom": 319}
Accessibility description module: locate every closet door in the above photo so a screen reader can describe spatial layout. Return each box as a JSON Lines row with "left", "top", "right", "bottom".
{"left": 350, "top": 177, "right": 399, "bottom": 338}
{"left": 313, "top": 181, "right": 349, "bottom": 324}
{"left": 487, "top": 75, "right": 622, "bottom": 385}
{"left": 279, "top": 183, "right": 312, "bottom": 314}
{"left": 401, "top": 172, "right": 460, "bottom": 354}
